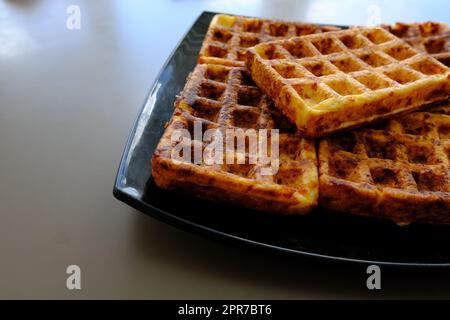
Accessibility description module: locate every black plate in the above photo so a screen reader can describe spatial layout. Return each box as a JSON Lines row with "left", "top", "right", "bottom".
{"left": 113, "top": 11, "right": 450, "bottom": 267}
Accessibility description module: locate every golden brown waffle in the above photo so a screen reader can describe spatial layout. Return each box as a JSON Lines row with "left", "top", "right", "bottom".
{"left": 247, "top": 27, "right": 450, "bottom": 137}
{"left": 199, "top": 14, "right": 341, "bottom": 67}
{"left": 381, "top": 22, "right": 450, "bottom": 66}
{"left": 152, "top": 63, "right": 318, "bottom": 214}
{"left": 319, "top": 102, "right": 450, "bottom": 225}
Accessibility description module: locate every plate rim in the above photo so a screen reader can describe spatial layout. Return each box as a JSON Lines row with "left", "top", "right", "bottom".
{"left": 113, "top": 11, "right": 450, "bottom": 268}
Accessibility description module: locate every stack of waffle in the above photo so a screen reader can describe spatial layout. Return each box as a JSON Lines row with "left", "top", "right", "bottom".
{"left": 152, "top": 14, "right": 450, "bottom": 226}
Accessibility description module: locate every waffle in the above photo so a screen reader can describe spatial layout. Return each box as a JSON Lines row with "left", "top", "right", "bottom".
{"left": 247, "top": 27, "right": 450, "bottom": 137}
{"left": 199, "top": 14, "right": 341, "bottom": 67}
{"left": 381, "top": 22, "right": 450, "bottom": 66}
{"left": 152, "top": 63, "right": 318, "bottom": 214}
{"left": 319, "top": 102, "right": 450, "bottom": 225}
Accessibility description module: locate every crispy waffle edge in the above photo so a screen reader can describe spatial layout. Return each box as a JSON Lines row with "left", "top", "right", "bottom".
{"left": 151, "top": 63, "right": 319, "bottom": 215}
{"left": 246, "top": 27, "right": 450, "bottom": 137}
{"left": 318, "top": 102, "right": 450, "bottom": 225}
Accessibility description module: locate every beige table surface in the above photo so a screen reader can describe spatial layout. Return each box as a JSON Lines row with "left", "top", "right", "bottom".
{"left": 1, "top": 0, "right": 450, "bottom": 299}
